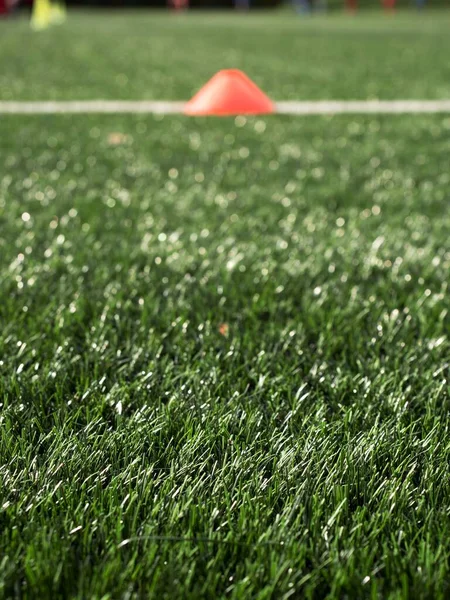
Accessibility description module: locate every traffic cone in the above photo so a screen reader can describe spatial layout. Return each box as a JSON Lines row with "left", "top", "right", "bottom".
{"left": 31, "top": 0, "right": 52, "bottom": 30}
{"left": 184, "top": 69, "right": 274, "bottom": 116}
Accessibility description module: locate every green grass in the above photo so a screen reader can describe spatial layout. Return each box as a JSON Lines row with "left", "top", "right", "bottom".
{"left": 1, "top": 10, "right": 450, "bottom": 101}
{"left": 1, "top": 10, "right": 450, "bottom": 600}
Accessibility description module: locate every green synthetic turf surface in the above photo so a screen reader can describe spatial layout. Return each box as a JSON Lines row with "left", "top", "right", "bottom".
{"left": 1, "top": 10, "right": 450, "bottom": 600}
{"left": 1, "top": 10, "right": 450, "bottom": 101}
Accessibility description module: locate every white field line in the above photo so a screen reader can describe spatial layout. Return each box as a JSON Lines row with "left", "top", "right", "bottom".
{"left": 0, "top": 100, "right": 186, "bottom": 114}
{"left": 1, "top": 99, "right": 450, "bottom": 115}
{"left": 276, "top": 100, "right": 450, "bottom": 115}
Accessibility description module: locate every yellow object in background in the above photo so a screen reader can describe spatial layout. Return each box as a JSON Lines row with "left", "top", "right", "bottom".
{"left": 31, "top": 0, "right": 66, "bottom": 30}
{"left": 31, "top": 0, "right": 52, "bottom": 30}
{"left": 50, "top": 1, "right": 66, "bottom": 25}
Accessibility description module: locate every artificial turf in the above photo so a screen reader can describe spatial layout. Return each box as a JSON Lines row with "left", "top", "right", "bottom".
{"left": 1, "top": 10, "right": 450, "bottom": 600}
{"left": 1, "top": 10, "right": 450, "bottom": 102}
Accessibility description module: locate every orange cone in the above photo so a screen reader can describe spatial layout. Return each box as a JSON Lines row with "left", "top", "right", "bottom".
{"left": 184, "top": 69, "right": 274, "bottom": 117}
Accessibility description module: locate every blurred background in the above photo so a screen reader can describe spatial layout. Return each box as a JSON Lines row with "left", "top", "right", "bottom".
{"left": 2, "top": 0, "right": 450, "bottom": 14}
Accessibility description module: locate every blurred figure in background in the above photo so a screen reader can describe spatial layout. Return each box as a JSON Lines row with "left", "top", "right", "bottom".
{"left": 345, "top": 0, "right": 358, "bottom": 11}
{"left": 168, "top": 0, "right": 189, "bottom": 10}
{"left": 382, "top": 0, "right": 396, "bottom": 10}
{"left": 0, "top": 0, "right": 19, "bottom": 17}
{"left": 235, "top": 0, "right": 250, "bottom": 10}
{"left": 416, "top": 0, "right": 427, "bottom": 8}
{"left": 293, "top": 0, "right": 311, "bottom": 13}
{"left": 293, "top": 0, "right": 327, "bottom": 14}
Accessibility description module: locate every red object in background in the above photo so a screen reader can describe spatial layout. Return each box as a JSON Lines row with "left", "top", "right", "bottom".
{"left": 168, "top": 0, "right": 189, "bottom": 9}
{"left": 382, "top": 0, "right": 396, "bottom": 9}
{"left": 0, "top": 0, "right": 20, "bottom": 15}
{"left": 345, "top": 0, "right": 358, "bottom": 10}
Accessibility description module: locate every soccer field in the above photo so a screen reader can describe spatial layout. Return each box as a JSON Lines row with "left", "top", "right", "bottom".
{"left": 1, "top": 9, "right": 450, "bottom": 600}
